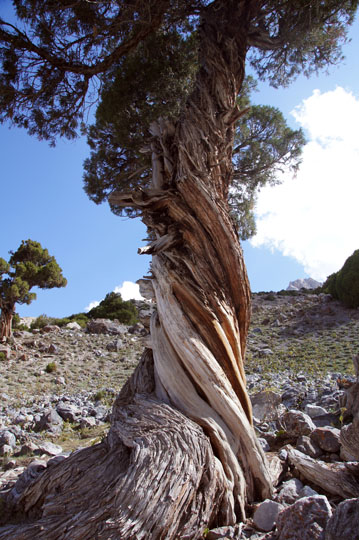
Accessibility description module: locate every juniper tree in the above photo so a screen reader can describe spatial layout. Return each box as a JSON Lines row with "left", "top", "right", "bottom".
{"left": 0, "top": 239, "right": 67, "bottom": 340}
{"left": 0, "top": 1, "right": 357, "bottom": 538}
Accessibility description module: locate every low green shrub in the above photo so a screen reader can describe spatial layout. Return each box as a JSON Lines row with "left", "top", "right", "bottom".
{"left": 323, "top": 249, "right": 359, "bottom": 308}
{"left": 45, "top": 361, "right": 57, "bottom": 373}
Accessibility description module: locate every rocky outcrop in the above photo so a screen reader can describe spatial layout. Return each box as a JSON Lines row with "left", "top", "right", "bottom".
{"left": 287, "top": 278, "right": 322, "bottom": 291}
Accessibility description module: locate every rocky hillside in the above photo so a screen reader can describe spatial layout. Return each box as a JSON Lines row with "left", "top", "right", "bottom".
{"left": 1, "top": 291, "right": 358, "bottom": 538}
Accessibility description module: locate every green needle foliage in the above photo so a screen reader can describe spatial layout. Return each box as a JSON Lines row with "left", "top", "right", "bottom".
{"left": 0, "top": 1, "right": 357, "bottom": 238}
{"left": 87, "top": 291, "right": 138, "bottom": 325}
{"left": 0, "top": 239, "right": 67, "bottom": 338}
{"left": 84, "top": 68, "right": 305, "bottom": 239}
{"left": 323, "top": 249, "right": 359, "bottom": 308}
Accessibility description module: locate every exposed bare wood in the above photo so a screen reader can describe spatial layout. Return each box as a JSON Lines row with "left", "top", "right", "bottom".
{"left": 0, "top": 2, "right": 274, "bottom": 537}
{"left": 286, "top": 445, "right": 359, "bottom": 499}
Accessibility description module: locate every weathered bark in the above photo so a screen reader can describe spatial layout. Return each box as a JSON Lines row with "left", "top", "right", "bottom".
{"left": 0, "top": 305, "right": 14, "bottom": 341}
{"left": 286, "top": 446, "right": 359, "bottom": 499}
{"left": 0, "top": 1, "right": 273, "bottom": 537}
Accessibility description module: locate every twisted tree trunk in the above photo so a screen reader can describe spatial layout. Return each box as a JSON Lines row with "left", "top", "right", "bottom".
{"left": 0, "top": 1, "right": 273, "bottom": 538}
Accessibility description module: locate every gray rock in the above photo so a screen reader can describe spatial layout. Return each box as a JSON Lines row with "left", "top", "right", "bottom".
{"left": 258, "top": 438, "right": 270, "bottom": 452}
{"left": 281, "top": 388, "right": 303, "bottom": 409}
{"left": 296, "top": 435, "right": 323, "bottom": 458}
{"left": 138, "top": 305, "right": 156, "bottom": 329}
{"left": 251, "top": 391, "right": 283, "bottom": 422}
{"left": 325, "top": 498, "right": 359, "bottom": 540}
{"left": 136, "top": 279, "right": 155, "bottom": 301}
{"left": 312, "top": 413, "right": 340, "bottom": 428}
{"left": 0, "top": 444, "right": 13, "bottom": 456}
{"left": 305, "top": 405, "right": 328, "bottom": 418}
{"left": 48, "top": 343, "right": 59, "bottom": 354}
{"left": 0, "top": 430, "right": 16, "bottom": 448}
{"left": 86, "top": 319, "right": 126, "bottom": 335}
{"left": 0, "top": 345, "right": 11, "bottom": 360}
{"left": 278, "top": 449, "right": 288, "bottom": 461}
{"left": 299, "top": 486, "right": 319, "bottom": 498}
{"left": 207, "top": 524, "right": 243, "bottom": 539}
{"left": 128, "top": 322, "right": 145, "bottom": 335}
{"left": 66, "top": 321, "right": 82, "bottom": 331}
{"left": 34, "top": 408, "right": 64, "bottom": 433}
{"left": 286, "top": 278, "right": 322, "bottom": 291}
{"left": 18, "top": 441, "right": 39, "bottom": 455}
{"left": 56, "top": 402, "right": 81, "bottom": 422}
{"left": 106, "top": 339, "right": 123, "bottom": 352}
{"left": 281, "top": 410, "right": 316, "bottom": 437}
{"left": 276, "top": 495, "right": 332, "bottom": 540}
{"left": 253, "top": 499, "right": 284, "bottom": 532}
{"left": 310, "top": 427, "right": 341, "bottom": 453}
{"left": 80, "top": 417, "right": 97, "bottom": 428}
{"left": 277, "top": 478, "right": 303, "bottom": 504}
{"left": 34, "top": 441, "right": 63, "bottom": 456}
{"left": 41, "top": 324, "right": 60, "bottom": 333}
{"left": 4, "top": 459, "right": 17, "bottom": 471}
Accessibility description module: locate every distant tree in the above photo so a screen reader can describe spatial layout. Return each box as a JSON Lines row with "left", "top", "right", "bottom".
{"left": 88, "top": 291, "right": 138, "bottom": 324}
{"left": 323, "top": 249, "right": 359, "bottom": 308}
{"left": 0, "top": 239, "right": 67, "bottom": 340}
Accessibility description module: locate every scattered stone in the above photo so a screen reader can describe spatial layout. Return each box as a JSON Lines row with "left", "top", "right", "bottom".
{"left": 106, "top": 339, "right": 123, "bottom": 352}
{"left": 80, "top": 417, "right": 97, "bottom": 429}
{"left": 41, "top": 325, "right": 60, "bottom": 333}
{"left": 18, "top": 441, "right": 39, "bottom": 456}
{"left": 66, "top": 321, "right": 82, "bottom": 331}
{"left": 0, "top": 444, "right": 13, "bottom": 457}
{"left": 258, "top": 438, "right": 270, "bottom": 452}
{"left": 0, "top": 430, "right": 16, "bottom": 449}
{"left": 0, "top": 345, "right": 11, "bottom": 360}
{"left": 276, "top": 478, "right": 303, "bottom": 505}
{"left": 296, "top": 435, "right": 323, "bottom": 458}
{"left": 253, "top": 499, "right": 284, "bottom": 532}
{"left": 281, "top": 410, "right": 316, "bottom": 437}
{"left": 86, "top": 319, "right": 126, "bottom": 335}
{"left": 128, "top": 322, "right": 145, "bottom": 335}
{"left": 251, "top": 391, "right": 283, "bottom": 422}
{"left": 56, "top": 402, "right": 81, "bottom": 422}
{"left": 305, "top": 404, "right": 328, "bottom": 418}
{"left": 299, "top": 486, "right": 319, "bottom": 498}
{"left": 207, "top": 524, "right": 243, "bottom": 539}
{"left": 276, "top": 495, "right": 332, "bottom": 540}
{"left": 325, "top": 498, "right": 359, "bottom": 539}
{"left": 310, "top": 427, "right": 341, "bottom": 453}
{"left": 34, "top": 409, "right": 64, "bottom": 434}
{"left": 34, "top": 441, "right": 63, "bottom": 456}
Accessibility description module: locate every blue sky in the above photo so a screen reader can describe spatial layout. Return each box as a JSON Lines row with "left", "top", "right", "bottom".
{"left": 1, "top": 5, "right": 359, "bottom": 317}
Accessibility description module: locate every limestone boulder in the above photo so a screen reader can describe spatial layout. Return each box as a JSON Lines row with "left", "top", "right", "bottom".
{"left": 325, "top": 498, "right": 359, "bottom": 540}
{"left": 281, "top": 410, "right": 316, "bottom": 437}
{"left": 310, "top": 427, "right": 341, "bottom": 454}
{"left": 276, "top": 495, "right": 332, "bottom": 540}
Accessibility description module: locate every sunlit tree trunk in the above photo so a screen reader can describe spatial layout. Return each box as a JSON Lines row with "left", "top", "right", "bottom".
{"left": 0, "top": 1, "right": 273, "bottom": 538}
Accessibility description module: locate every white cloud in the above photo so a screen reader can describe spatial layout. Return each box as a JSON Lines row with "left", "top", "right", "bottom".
{"left": 251, "top": 87, "right": 359, "bottom": 281}
{"left": 84, "top": 300, "right": 100, "bottom": 312}
{"left": 113, "top": 281, "right": 144, "bottom": 300}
